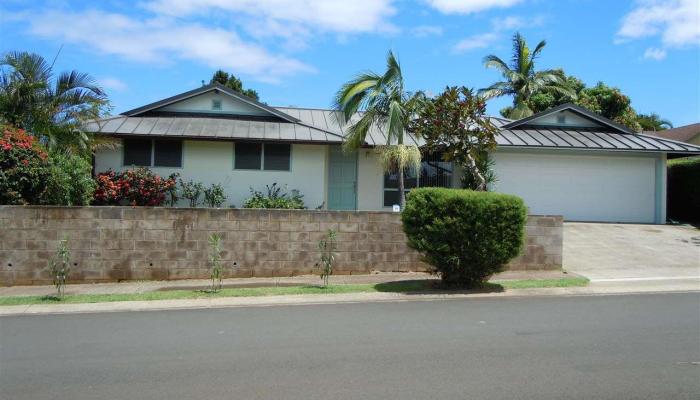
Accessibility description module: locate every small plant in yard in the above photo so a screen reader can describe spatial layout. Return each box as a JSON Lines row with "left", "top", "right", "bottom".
{"left": 165, "top": 172, "right": 181, "bottom": 206}
{"left": 180, "top": 179, "right": 204, "bottom": 207}
{"left": 208, "top": 233, "right": 224, "bottom": 292}
{"left": 203, "top": 183, "right": 226, "bottom": 208}
{"left": 243, "top": 182, "right": 305, "bottom": 209}
{"left": 316, "top": 229, "right": 337, "bottom": 287}
{"left": 48, "top": 237, "right": 71, "bottom": 298}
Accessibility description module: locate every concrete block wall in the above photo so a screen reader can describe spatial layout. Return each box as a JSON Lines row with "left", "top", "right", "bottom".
{"left": 0, "top": 207, "right": 562, "bottom": 286}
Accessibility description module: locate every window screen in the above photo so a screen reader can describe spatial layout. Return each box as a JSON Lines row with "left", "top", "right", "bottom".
{"left": 383, "top": 152, "right": 452, "bottom": 207}
{"left": 263, "top": 144, "right": 291, "bottom": 171}
{"left": 123, "top": 138, "right": 151, "bottom": 166}
{"left": 235, "top": 142, "right": 262, "bottom": 169}
{"left": 154, "top": 140, "right": 182, "bottom": 167}
{"left": 419, "top": 152, "right": 453, "bottom": 188}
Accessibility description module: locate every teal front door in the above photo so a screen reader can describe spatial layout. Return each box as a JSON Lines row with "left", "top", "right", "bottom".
{"left": 327, "top": 146, "right": 357, "bottom": 210}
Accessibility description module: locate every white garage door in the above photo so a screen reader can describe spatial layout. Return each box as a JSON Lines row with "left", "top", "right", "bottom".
{"left": 492, "top": 152, "right": 659, "bottom": 223}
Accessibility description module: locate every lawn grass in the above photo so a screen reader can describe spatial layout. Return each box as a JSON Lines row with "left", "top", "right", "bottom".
{"left": 0, "top": 277, "right": 589, "bottom": 306}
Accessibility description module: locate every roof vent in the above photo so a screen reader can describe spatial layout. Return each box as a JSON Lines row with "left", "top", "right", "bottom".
{"left": 556, "top": 114, "right": 566, "bottom": 124}
{"left": 212, "top": 99, "right": 222, "bottom": 111}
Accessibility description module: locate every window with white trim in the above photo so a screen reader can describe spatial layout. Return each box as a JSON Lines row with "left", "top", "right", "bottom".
{"left": 234, "top": 142, "right": 290, "bottom": 171}
{"left": 123, "top": 139, "right": 183, "bottom": 168}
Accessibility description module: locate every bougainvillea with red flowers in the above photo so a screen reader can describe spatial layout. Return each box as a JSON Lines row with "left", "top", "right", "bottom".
{"left": 93, "top": 167, "right": 178, "bottom": 206}
{"left": 0, "top": 125, "right": 51, "bottom": 204}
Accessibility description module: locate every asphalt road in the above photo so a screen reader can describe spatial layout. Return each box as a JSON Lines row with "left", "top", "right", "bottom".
{"left": 1, "top": 293, "right": 699, "bottom": 400}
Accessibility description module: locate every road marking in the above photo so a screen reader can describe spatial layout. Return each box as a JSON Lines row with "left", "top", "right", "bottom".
{"left": 591, "top": 276, "right": 700, "bottom": 282}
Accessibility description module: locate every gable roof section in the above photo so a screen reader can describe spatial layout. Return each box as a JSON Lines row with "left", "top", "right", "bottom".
{"left": 501, "top": 103, "right": 635, "bottom": 134}
{"left": 122, "top": 83, "right": 301, "bottom": 123}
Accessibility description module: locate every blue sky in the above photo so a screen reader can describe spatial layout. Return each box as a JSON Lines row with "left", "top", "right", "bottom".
{"left": 2, "top": 0, "right": 699, "bottom": 125}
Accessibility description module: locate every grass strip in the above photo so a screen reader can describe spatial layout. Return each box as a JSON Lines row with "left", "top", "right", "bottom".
{"left": 0, "top": 277, "right": 589, "bottom": 306}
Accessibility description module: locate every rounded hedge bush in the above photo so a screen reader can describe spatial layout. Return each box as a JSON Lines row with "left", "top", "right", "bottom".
{"left": 402, "top": 188, "right": 527, "bottom": 287}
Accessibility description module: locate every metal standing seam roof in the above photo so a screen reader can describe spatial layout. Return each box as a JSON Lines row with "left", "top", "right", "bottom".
{"left": 87, "top": 105, "right": 700, "bottom": 155}
{"left": 494, "top": 127, "right": 700, "bottom": 153}
{"left": 85, "top": 115, "right": 347, "bottom": 143}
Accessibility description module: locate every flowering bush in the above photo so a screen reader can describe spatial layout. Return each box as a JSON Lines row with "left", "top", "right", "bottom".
{"left": 0, "top": 125, "right": 50, "bottom": 204}
{"left": 93, "top": 167, "right": 178, "bottom": 206}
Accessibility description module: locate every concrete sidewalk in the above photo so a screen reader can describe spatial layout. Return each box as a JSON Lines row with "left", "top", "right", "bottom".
{"left": 0, "top": 271, "right": 698, "bottom": 316}
{"left": 0, "top": 270, "right": 569, "bottom": 297}
{"left": 0, "top": 279, "right": 697, "bottom": 316}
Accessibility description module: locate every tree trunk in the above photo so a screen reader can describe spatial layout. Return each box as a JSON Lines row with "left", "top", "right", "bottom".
{"left": 398, "top": 167, "right": 406, "bottom": 209}
{"left": 466, "top": 153, "right": 486, "bottom": 191}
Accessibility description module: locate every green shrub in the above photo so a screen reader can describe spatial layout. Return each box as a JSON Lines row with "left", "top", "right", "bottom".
{"left": 402, "top": 188, "right": 527, "bottom": 287}
{"left": 243, "top": 183, "right": 305, "bottom": 209}
{"left": 41, "top": 151, "right": 96, "bottom": 206}
{"left": 667, "top": 157, "right": 700, "bottom": 223}
{"left": 203, "top": 183, "right": 226, "bottom": 208}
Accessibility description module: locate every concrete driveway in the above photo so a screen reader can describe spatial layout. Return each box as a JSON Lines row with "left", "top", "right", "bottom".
{"left": 564, "top": 223, "right": 700, "bottom": 281}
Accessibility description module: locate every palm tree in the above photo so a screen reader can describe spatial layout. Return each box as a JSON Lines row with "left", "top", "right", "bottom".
{"left": 637, "top": 113, "right": 673, "bottom": 131}
{"left": 479, "top": 33, "right": 576, "bottom": 119}
{"left": 0, "top": 51, "right": 109, "bottom": 153}
{"left": 333, "top": 51, "right": 424, "bottom": 209}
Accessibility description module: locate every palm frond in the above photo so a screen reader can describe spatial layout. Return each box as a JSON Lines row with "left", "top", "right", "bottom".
{"left": 478, "top": 82, "right": 514, "bottom": 99}
{"left": 342, "top": 109, "right": 377, "bottom": 151}
{"left": 332, "top": 72, "right": 380, "bottom": 122}
{"left": 531, "top": 40, "right": 547, "bottom": 61}
{"left": 483, "top": 55, "right": 512, "bottom": 76}
{"left": 375, "top": 144, "right": 421, "bottom": 172}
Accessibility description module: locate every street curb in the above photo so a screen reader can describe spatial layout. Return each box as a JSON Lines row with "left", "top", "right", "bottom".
{"left": 1, "top": 282, "right": 698, "bottom": 316}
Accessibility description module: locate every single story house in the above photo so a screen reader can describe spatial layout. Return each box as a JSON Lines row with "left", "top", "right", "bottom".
{"left": 87, "top": 84, "right": 700, "bottom": 224}
{"left": 646, "top": 123, "right": 700, "bottom": 145}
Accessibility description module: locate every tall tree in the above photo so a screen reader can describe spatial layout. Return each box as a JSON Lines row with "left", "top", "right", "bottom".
{"left": 411, "top": 86, "right": 498, "bottom": 191}
{"left": 479, "top": 33, "right": 576, "bottom": 119}
{"left": 636, "top": 113, "right": 673, "bottom": 131}
{"left": 516, "top": 70, "right": 644, "bottom": 131}
{"left": 209, "top": 70, "right": 259, "bottom": 101}
{"left": 334, "top": 51, "right": 424, "bottom": 209}
{"left": 0, "top": 51, "right": 109, "bottom": 153}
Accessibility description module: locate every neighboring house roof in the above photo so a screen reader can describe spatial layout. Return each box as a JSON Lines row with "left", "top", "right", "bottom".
{"left": 644, "top": 123, "right": 700, "bottom": 143}
{"left": 87, "top": 89, "right": 700, "bottom": 155}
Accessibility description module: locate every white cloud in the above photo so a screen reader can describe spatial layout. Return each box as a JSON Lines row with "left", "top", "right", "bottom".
{"left": 13, "top": 1, "right": 400, "bottom": 81}
{"left": 426, "top": 0, "right": 522, "bottom": 14}
{"left": 492, "top": 15, "right": 543, "bottom": 31}
{"left": 143, "top": 0, "right": 397, "bottom": 37}
{"left": 617, "top": 0, "right": 700, "bottom": 47}
{"left": 411, "top": 25, "right": 444, "bottom": 37}
{"left": 99, "top": 77, "right": 128, "bottom": 92}
{"left": 453, "top": 32, "right": 499, "bottom": 53}
{"left": 452, "top": 15, "right": 542, "bottom": 53}
{"left": 643, "top": 47, "right": 667, "bottom": 60}
{"left": 23, "top": 9, "right": 313, "bottom": 82}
